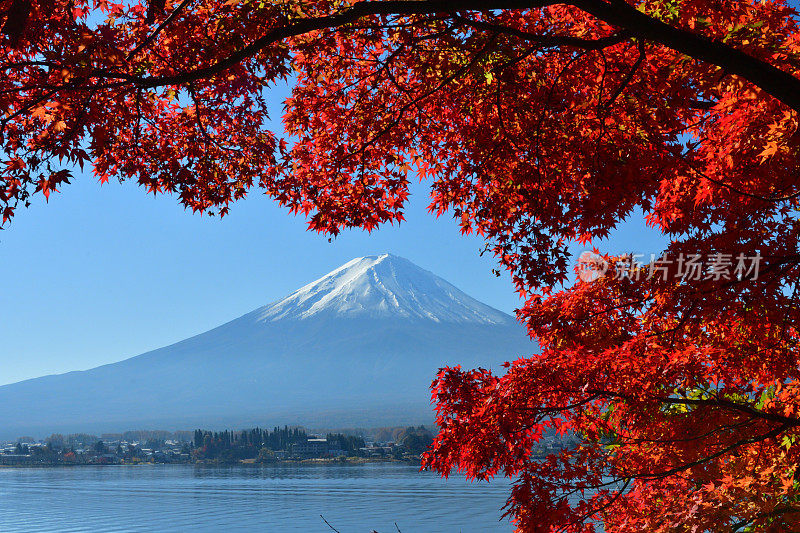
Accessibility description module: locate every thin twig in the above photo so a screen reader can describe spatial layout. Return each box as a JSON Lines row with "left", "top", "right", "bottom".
{"left": 127, "top": 0, "right": 195, "bottom": 60}
{"left": 321, "top": 515, "right": 341, "bottom": 533}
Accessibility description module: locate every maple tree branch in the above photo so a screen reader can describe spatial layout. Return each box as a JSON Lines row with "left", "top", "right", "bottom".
{"left": 133, "top": 89, "right": 143, "bottom": 148}
{"left": 686, "top": 161, "right": 800, "bottom": 203}
{"left": 689, "top": 99, "right": 718, "bottom": 110}
{"left": 565, "top": 0, "right": 800, "bottom": 111}
{"left": 515, "top": 387, "right": 800, "bottom": 445}
{"left": 730, "top": 506, "right": 800, "bottom": 532}
{"left": 331, "top": 33, "right": 500, "bottom": 166}
{"left": 13, "top": 0, "right": 800, "bottom": 138}
{"left": 658, "top": 395, "right": 800, "bottom": 427}
{"left": 130, "top": 1, "right": 464, "bottom": 87}
{"left": 128, "top": 0, "right": 195, "bottom": 60}
{"left": 517, "top": 393, "right": 604, "bottom": 414}
{"left": 627, "top": 422, "right": 790, "bottom": 481}
{"left": 582, "top": 388, "right": 800, "bottom": 427}
{"left": 612, "top": 419, "right": 757, "bottom": 445}
{"left": 514, "top": 388, "right": 792, "bottom": 450}
{"left": 0, "top": 60, "right": 56, "bottom": 70}
{"left": 112, "top": 0, "right": 800, "bottom": 113}
{"left": 602, "top": 39, "right": 645, "bottom": 108}
{"left": 449, "top": 15, "right": 631, "bottom": 50}
{"left": 186, "top": 82, "right": 241, "bottom": 153}
{"left": 559, "top": 478, "right": 631, "bottom": 533}
{"left": 0, "top": 88, "right": 59, "bottom": 134}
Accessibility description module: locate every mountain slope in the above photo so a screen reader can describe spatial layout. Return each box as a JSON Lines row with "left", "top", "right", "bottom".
{"left": 0, "top": 254, "right": 534, "bottom": 438}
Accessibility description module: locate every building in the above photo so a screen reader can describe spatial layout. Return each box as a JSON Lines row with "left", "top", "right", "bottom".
{"left": 291, "top": 438, "right": 330, "bottom": 458}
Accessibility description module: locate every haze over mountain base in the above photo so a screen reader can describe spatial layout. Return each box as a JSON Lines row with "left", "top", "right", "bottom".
{"left": 0, "top": 255, "right": 534, "bottom": 438}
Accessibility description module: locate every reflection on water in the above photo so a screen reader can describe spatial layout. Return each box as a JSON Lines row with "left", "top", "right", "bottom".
{"left": 0, "top": 463, "right": 514, "bottom": 532}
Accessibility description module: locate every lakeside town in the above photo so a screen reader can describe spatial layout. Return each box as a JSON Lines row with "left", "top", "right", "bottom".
{"left": 0, "top": 424, "right": 580, "bottom": 467}
{"left": 0, "top": 426, "right": 438, "bottom": 466}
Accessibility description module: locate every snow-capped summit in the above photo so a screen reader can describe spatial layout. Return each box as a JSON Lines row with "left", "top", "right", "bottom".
{"left": 256, "top": 253, "right": 513, "bottom": 324}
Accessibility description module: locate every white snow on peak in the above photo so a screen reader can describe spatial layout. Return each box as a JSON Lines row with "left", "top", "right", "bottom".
{"left": 255, "top": 254, "right": 513, "bottom": 324}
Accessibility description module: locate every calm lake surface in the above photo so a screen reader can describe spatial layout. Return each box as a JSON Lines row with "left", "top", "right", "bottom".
{"left": 0, "top": 463, "right": 514, "bottom": 532}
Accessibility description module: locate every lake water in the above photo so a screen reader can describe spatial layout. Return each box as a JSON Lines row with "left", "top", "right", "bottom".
{"left": 0, "top": 463, "right": 514, "bottom": 532}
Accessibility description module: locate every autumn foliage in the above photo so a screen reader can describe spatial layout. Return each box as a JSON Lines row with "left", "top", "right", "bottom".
{"left": 4, "top": 0, "right": 800, "bottom": 530}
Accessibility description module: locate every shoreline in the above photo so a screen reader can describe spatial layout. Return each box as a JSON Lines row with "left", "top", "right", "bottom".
{"left": 0, "top": 456, "right": 423, "bottom": 468}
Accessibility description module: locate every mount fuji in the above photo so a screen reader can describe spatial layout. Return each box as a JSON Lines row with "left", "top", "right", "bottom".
{"left": 0, "top": 254, "right": 535, "bottom": 438}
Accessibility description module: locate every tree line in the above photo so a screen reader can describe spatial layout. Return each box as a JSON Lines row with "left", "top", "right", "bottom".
{"left": 192, "top": 426, "right": 365, "bottom": 461}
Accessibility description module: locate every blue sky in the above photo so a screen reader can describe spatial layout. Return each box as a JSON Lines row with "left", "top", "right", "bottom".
{"left": 0, "top": 175, "right": 517, "bottom": 385}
